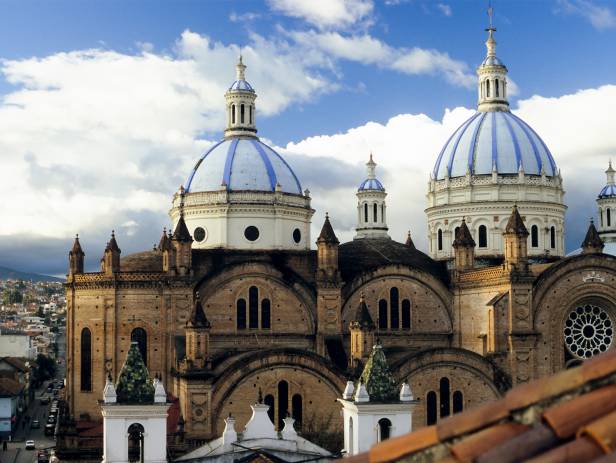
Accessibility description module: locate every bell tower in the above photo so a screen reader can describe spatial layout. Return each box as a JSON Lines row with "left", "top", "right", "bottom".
{"left": 355, "top": 154, "right": 389, "bottom": 240}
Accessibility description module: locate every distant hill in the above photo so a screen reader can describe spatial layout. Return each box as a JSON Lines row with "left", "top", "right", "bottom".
{"left": 0, "top": 266, "right": 64, "bottom": 283}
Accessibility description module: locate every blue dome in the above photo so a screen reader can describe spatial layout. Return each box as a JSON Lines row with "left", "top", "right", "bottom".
{"left": 358, "top": 178, "right": 385, "bottom": 191}
{"left": 185, "top": 138, "right": 302, "bottom": 195}
{"left": 229, "top": 79, "right": 254, "bottom": 92}
{"left": 599, "top": 184, "right": 616, "bottom": 198}
{"left": 433, "top": 111, "right": 557, "bottom": 180}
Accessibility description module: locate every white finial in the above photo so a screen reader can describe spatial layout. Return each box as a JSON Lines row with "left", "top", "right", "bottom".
{"left": 243, "top": 402, "right": 277, "bottom": 439}
{"left": 236, "top": 54, "right": 246, "bottom": 81}
{"left": 354, "top": 382, "right": 370, "bottom": 403}
{"left": 366, "top": 153, "right": 377, "bottom": 179}
{"left": 607, "top": 160, "right": 616, "bottom": 185}
{"left": 103, "top": 376, "right": 117, "bottom": 404}
{"left": 153, "top": 377, "right": 166, "bottom": 403}
{"left": 281, "top": 416, "right": 298, "bottom": 440}
{"left": 399, "top": 382, "right": 413, "bottom": 402}
{"left": 222, "top": 415, "right": 238, "bottom": 444}
{"left": 343, "top": 381, "right": 355, "bottom": 400}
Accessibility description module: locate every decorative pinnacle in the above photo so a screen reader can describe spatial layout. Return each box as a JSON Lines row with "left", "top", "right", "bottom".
{"left": 607, "top": 160, "right": 616, "bottom": 185}
{"left": 485, "top": 3, "right": 497, "bottom": 58}
{"left": 367, "top": 153, "right": 377, "bottom": 179}
{"left": 236, "top": 55, "right": 246, "bottom": 81}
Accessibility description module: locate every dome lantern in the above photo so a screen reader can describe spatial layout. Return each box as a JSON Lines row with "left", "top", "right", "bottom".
{"left": 224, "top": 55, "right": 258, "bottom": 138}
{"left": 477, "top": 7, "right": 509, "bottom": 112}
{"left": 355, "top": 154, "right": 389, "bottom": 240}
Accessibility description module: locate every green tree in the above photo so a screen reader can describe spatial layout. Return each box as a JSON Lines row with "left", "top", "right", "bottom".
{"left": 2, "top": 289, "right": 23, "bottom": 305}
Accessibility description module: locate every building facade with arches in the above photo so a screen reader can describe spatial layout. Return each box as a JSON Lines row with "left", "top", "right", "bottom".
{"left": 63, "top": 26, "right": 616, "bottom": 454}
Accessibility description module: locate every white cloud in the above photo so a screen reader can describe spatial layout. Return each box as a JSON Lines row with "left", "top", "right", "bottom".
{"left": 281, "top": 86, "right": 616, "bottom": 251}
{"left": 436, "top": 3, "right": 452, "bottom": 17}
{"left": 556, "top": 0, "right": 616, "bottom": 30}
{"left": 267, "top": 0, "right": 374, "bottom": 29}
{"left": 289, "top": 30, "right": 475, "bottom": 87}
{"left": 0, "top": 30, "right": 335, "bottom": 242}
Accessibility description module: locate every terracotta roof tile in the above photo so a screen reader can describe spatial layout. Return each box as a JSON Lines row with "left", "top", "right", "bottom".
{"left": 345, "top": 350, "right": 616, "bottom": 463}
{"left": 370, "top": 426, "right": 439, "bottom": 463}
{"left": 525, "top": 436, "right": 603, "bottom": 463}
{"left": 543, "top": 385, "right": 616, "bottom": 439}
{"left": 436, "top": 399, "right": 510, "bottom": 440}
{"left": 582, "top": 350, "right": 616, "bottom": 383}
{"left": 449, "top": 422, "right": 528, "bottom": 463}
{"left": 504, "top": 367, "right": 586, "bottom": 410}
{"left": 580, "top": 409, "right": 616, "bottom": 454}
{"left": 476, "top": 424, "right": 558, "bottom": 463}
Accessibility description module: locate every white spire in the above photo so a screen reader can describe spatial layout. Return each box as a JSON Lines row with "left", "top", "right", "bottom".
{"left": 607, "top": 160, "right": 615, "bottom": 185}
{"left": 366, "top": 153, "right": 376, "bottom": 179}
{"left": 477, "top": 5, "right": 509, "bottom": 113}
{"left": 236, "top": 55, "right": 246, "bottom": 81}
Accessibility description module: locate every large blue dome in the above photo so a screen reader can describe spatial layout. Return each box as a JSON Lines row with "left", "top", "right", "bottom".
{"left": 185, "top": 137, "right": 302, "bottom": 195}
{"left": 433, "top": 111, "right": 557, "bottom": 180}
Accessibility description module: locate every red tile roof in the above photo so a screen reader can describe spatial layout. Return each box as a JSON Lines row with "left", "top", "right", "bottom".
{"left": 345, "top": 350, "right": 616, "bottom": 463}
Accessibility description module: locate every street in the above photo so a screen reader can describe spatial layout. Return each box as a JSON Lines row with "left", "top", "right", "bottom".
{"left": 0, "top": 328, "right": 65, "bottom": 463}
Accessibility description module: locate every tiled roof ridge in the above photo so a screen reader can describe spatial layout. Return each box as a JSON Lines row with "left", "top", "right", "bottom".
{"left": 359, "top": 349, "right": 616, "bottom": 463}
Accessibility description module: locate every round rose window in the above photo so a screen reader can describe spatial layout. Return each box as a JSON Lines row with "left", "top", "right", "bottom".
{"left": 564, "top": 304, "right": 613, "bottom": 360}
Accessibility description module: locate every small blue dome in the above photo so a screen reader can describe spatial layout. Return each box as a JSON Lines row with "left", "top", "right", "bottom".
{"left": 229, "top": 80, "right": 254, "bottom": 92}
{"left": 358, "top": 178, "right": 385, "bottom": 191}
{"left": 599, "top": 184, "right": 616, "bottom": 198}
{"left": 482, "top": 56, "right": 504, "bottom": 66}
{"left": 185, "top": 137, "right": 302, "bottom": 195}
{"left": 433, "top": 111, "right": 557, "bottom": 180}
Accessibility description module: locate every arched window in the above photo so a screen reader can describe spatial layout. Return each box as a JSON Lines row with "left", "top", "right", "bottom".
{"left": 378, "top": 418, "right": 392, "bottom": 442}
{"left": 401, "top": 299, "right": 411, "bottom": 330}
{"left": 550, "top": 226, "right": 556, "bottom": 249}
{"left": 440, "top": 377, "right": 450, "bottom": 418}
{"left": 390, "top": 287, "right": 399, "bottom": 329}
{"left": 237, "top": 298, "right": 247, "bottom": 330}
{"left": 426, "top": 391, "right": 437, "bottom": 425}
{"left": 486, "top": 80, "right": 490, "bottom": 97}
{"left": 264, "top": 394, "right": 275, "bottom": 424}
{"left": 364, "top": 203, "right": 368, "bottom": 223}
{"left": 130, "top": 328, "right": 148, "bottom": 366}
{"left": 531, "top": 225, "right": 539, "bottom": 248}
{"left": 453, "top": 391, "right": 464, "bottom": 414}
{"left": 437, "top": 229, "right": 443, "bottom": 251}
{"left": 608, "top": 208, "right": 612, "bottom": 227}
{"left": 240, "top": 104, "right": 245, "bottom": 123}
{"left": 292, "top": 394, "right": 302, "bottom": 429}
{"left": 261, "top": 298, "right": 271, "bottom": 329}
{"left": 249, "top": 105, "right": 253, "bottom": 124}
{"left": 127, "top": 423, "right": 145, "bottom": 462}
{"left": 478, "top": 225, "right": 487, "bottom": 248}
{"left": 495, "top": 79, "right": 499, "bottom": 97}
{"left": 80, "top": 328, "right": 92, "bottom": 392}
{"left": 277, "top": 381, "right": 288, "bottom": 430}
{"left": 601, "top": 210, "right": 604, "bottom": 227}
{"left": 249, "top": 286, "right": 259, "bottom": 329}
{"left": 378, "top": 299, "right": 388, "bottom": 329}
{"left": 231, "top": 104, "right": 235, "bottom": 124}
{"left": 381, "top": 204, "right": 385, "bottom": 222}
{"left": 373, "top": 203, "right": 378, "bottom": 222}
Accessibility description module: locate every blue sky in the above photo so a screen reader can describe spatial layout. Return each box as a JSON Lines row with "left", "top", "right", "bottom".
{"left": 0, "top": 0, "right": 615, "bottom": 275}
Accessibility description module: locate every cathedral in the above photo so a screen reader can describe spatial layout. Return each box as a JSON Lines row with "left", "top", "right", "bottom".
{"left": 64, "top": 23, "right": 616, "bottom": 451}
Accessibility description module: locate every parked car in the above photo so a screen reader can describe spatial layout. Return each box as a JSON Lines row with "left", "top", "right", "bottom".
{"left": 31, "top": 419, "right": 40, "bottom": 429}
{"left": 44, "top": 423, "right": 55, "bottom": 436}
{"left": 47, "top": 416, "right": 56, "bottom": 424}
{"left": 25, "top": 440, "right": 35, "bottom": 450}
{"left": 37, "top": 450, "right": 49, "bottom": 463}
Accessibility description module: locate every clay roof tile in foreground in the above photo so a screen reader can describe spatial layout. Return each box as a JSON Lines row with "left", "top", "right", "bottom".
{"left": 346, "top": 349, "right": 616, "bottom": 463}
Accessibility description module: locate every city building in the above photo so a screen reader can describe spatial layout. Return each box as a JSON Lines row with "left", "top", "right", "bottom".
{"left": 63, "top": 20, "right": 616, "bottom": 454}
